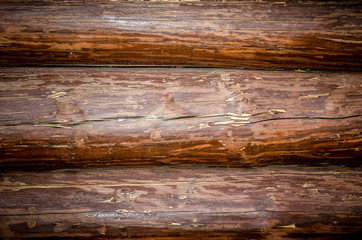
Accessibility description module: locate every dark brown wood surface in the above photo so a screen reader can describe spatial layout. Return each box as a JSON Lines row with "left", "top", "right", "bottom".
{"left": 0, "top": 166, "right": 361, "bottom": 239}
{"left": 0, "top": 67, "right": 361, "bottom": 169}
{"left": 0, "top": 0, "right": 361, "bottom": 70}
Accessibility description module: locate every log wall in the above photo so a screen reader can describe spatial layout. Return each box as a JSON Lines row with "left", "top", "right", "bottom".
{"left": 0, "top": 1, "right": 361, "bottom": 239}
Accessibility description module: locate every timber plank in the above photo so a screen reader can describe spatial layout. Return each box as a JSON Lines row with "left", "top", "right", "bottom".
{"left": 0, "top": 68, "right": 361, "bottom": 169}
{"left": 0, "top": 166, "right": 361, "bottom": 239}
{"left": 0, "top": 0, "right": 361, "bottom": 70}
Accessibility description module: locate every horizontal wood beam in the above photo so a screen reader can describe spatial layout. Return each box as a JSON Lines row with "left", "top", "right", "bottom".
{"left": 0, "top": 166, "right": 361, "bottom": 239}
{"left": 0, "top": 0, "right": 361, "bottom": 70}
{"left": 0, "top": 67, "right": 361, "bottom": 169}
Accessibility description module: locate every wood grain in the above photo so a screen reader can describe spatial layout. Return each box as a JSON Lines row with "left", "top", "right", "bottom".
{"left": 0, "top": 0, "right": 361, "bottom": 70}
{"left": 0, "top": 166, "right": 361, "bottom": 239}
{"left": 0, "top": 67, "right": 361, "bottom": 169}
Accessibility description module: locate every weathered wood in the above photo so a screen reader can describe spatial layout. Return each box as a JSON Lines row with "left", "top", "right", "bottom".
{"left": 0, "top": 166, "right": 361, "bottom": 239}
{"left": 0, "top": 68, "right": 361, "bottom": 169}
{"left": 0, "top": 0, "right": 361, "bottom": 70}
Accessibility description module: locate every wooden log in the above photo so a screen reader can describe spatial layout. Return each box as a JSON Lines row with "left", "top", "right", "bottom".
{"left": 0, "top": 0, "right": 361, "bottom": 70}
{"left": 0, "top": 166, "right": 361, "bottom": 239}
{"left": 0, "top": 67, "right": 361, "bottom": 169}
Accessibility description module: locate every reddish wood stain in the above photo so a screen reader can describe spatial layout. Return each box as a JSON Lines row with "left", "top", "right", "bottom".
{"left": 0, "top": 68, "right": 361, "bottom": 169}
{"left": 0, "top": 166, "right": 361, "bottom": 239}
{"left": 0, "top": 0, "right": 361, "bottom": 70}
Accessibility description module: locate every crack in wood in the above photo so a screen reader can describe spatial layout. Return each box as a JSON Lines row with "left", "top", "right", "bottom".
{"left": 1, "top": 210, "right": 358, "bottom": 218}
{"left": 1, "top": 114, "right": 361, "bottom": 128}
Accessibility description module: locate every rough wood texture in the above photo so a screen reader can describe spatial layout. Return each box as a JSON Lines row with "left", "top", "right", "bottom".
{"left": 0, "top": 166, "right": 361, "bottom": 239}
{"left": 0, "top": 68, "right": 361, "bottom": 169}
{"left": 0, "top": 0, "right": 361, "bottom": 70}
